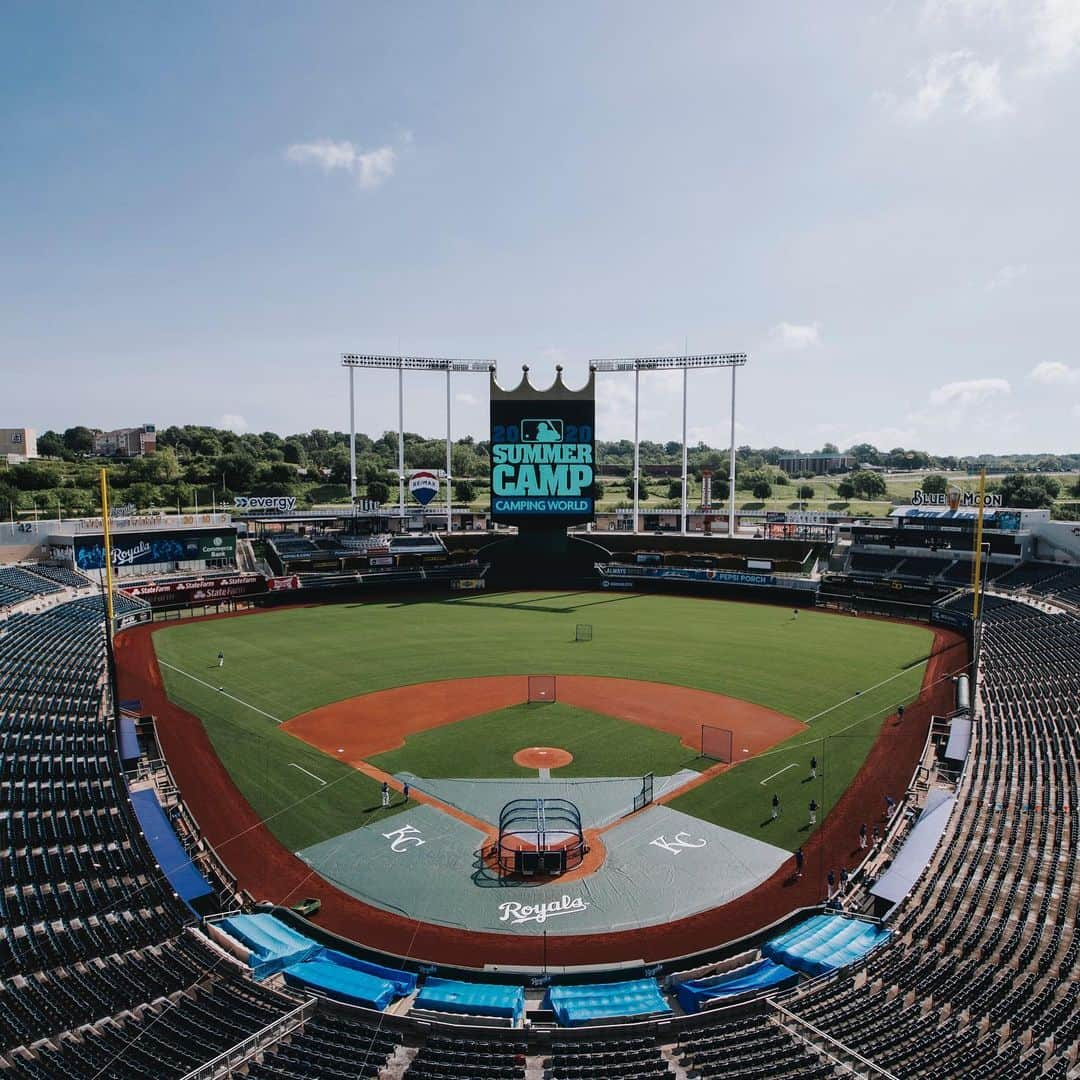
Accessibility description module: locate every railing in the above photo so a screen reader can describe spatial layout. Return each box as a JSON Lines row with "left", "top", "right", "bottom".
{"left": 767, "top": 998, "right": 902, "bottom": 1080}
{"left": 179, "top": 996, "right": 315, "bottom": 1079}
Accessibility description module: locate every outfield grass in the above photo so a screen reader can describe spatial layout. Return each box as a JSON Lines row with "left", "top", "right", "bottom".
{"left": 369, "top": 702, "right": 701, "bottom": 779}
{"left": 153, "top": 592, "right": 936, "bottom": 852}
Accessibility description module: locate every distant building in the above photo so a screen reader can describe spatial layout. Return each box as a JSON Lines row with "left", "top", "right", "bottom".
{"left": 0, "top": 428, "right": 37, "bottom": 462}
{"left": 93, "top": 424, "right": 156, "bottom": 457}
{"left": 778, "top": 452, "right": 855, "bottom": 476}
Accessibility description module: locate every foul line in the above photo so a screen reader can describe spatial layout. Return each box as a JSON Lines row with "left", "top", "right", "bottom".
{"left": 158, "top": 661, "right": 281, "bottom": 723}
{"left": 288, "top": 763, "right": 327, "bottom": 786}
{"left": 759, "top": 762, "right": 798, "bottom": 786}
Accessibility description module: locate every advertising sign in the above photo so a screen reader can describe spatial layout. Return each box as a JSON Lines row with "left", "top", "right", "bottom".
{"left": 490, "top": 368, "right": 596, "bottom": 529}
{"left": 409, "top": 471, "right": 441, "bottom": 506}
{"left": 911, "top": 490, "right": 1002, "bottom": 508}
{"left": 74, "top": 529, "right": 236, "bottom": 571}
{"left": 603, "top": 564, "right": 778, "bottom": 587}
{"left": 233, "top": 496, "right": 297, "bottom": 512}
{"left": 121, "top": 573, "right": 266, "bottom": 607}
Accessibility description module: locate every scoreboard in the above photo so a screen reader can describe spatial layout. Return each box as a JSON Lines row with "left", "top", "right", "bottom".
{"left": 489, "top": 368, "right": 596, "bottom": 530}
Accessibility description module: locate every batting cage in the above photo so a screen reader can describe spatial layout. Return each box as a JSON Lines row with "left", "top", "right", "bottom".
{"left": 575, "top": 623, "right": 593, "bottom": 642}
{"left": 528, "top": 675, "right": 557, "bottom": 703}
{"left": 493, "top": 797, "right": 585, "bottom": 876}
{"left": 701, "top": 724, "right": 734, "bottom": 763}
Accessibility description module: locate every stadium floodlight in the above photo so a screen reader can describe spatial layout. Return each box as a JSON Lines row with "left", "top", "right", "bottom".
{"left": 340, "top": 354, "right": 492, "bottom": 531}
{"left": 592, "top": 353, "right": 749, "bottom": 537}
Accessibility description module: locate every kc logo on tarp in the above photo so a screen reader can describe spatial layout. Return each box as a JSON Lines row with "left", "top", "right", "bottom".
{"left": 382, "top": 824, "right": 425, "bottom": 853}
{"left": 650, "top": 832, "right": 707, "bottom": 855}
{"left": 409, "top": 471, "right": 440, "bottom": 506}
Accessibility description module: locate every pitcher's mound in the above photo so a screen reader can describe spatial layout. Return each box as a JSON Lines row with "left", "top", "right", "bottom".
{"left": 514, "top": 746, "right": 573, "bottom": 770}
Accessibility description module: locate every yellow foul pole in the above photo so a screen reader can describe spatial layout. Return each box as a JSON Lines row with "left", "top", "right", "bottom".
{"left": 971, "top": 467, "right": 987, "bottom": 621}
{"left": 99, "top": 468, "right": 116, "bottom": 632}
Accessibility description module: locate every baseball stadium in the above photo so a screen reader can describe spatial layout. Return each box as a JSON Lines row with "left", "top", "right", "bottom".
{"left": 1, "top": 356, "right": 1078, "bottom": 1080}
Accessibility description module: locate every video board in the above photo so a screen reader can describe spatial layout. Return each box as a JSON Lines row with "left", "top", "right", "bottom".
{"left": 489, "top": 368, "right": 596, "bottom": 529}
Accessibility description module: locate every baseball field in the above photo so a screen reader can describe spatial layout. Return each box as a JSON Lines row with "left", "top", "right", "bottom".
{"left": 152, "top": 591, "right": 948, "bottom": 853}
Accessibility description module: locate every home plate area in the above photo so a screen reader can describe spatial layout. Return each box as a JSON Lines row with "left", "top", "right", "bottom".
{"left": 296, "top": 801, "right": 789, "bottom": 937}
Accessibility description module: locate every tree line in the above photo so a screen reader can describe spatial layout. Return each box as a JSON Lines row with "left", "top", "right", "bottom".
{"left": 1, "top": 425, "right": 1077, "bottom": 519}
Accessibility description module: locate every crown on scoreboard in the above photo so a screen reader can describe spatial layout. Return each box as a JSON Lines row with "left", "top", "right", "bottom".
{"left": 490, "top": 364, "right": 596, "bottom": 401}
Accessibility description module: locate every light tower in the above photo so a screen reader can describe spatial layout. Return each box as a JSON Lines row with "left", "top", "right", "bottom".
{"left": 340, "top": 354, "right": 492, "bottom": 532}
{"left": 590, "top": 353, "right": 749, "bottom": 536}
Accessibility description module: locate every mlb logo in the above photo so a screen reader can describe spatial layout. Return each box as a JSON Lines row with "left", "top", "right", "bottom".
{"left": 521, "top": 419, "right": 564, "bottom": 443}
{"left": 409, "top": 471, "right": 441, "bottom": 506}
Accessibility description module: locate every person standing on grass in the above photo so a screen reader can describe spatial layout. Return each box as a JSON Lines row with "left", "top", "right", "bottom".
{"left": 897, "top": 703, "right": 905, "bottom": 723}
{"left": 771, "top": 793, "right": 781, "bottom": 821}
{"left": 810, "top": 755, "right": 818, "bottom": 780}
{"left": 381, "top": 780, "right": 390, "bottom": 809}
{"left": 809, "top": 798, "right": 818, "bottom": 826}
{"left": 217, "top": 650, "right": 224, "bottom": 668}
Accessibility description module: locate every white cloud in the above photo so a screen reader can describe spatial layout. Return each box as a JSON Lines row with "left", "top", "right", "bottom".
{"left": 843, "top": 426, "right": 920, "bottom": 449}
{"left": 928, "top": 377, "right": 1011, "bottom": 406}
{"left": 1072, "top": 403, "right": 1080, "bottom": 418}
{"left": 921, "top": 0, "right": 1009, "bottom": 23}
{"left": 1029, "top": 0, "right": 1080, "bottom": 73}
{"left": 769, "top": 322, "right": 821, "bottom": 350}
{"left": 220, "top": 414, "right": 249, "bottom": 433}
{"left": 285, "top": 138, "right": 399, "bottom": 190}
{"left": 890, "top": 50, "right": 1012, "bottom": 121}
{"left": 455, "top": 392, "right": 478, "bottom": 406}
{"left": 1029, "top": 361, "right": 1080, "bottom": 384}
{"left": 988, "top": 263, "right": 1028, "bottom": 289}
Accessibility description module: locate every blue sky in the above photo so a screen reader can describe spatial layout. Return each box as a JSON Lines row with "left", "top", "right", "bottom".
{"left": 3, "top": 1, "right": 1079, "bottom": 454}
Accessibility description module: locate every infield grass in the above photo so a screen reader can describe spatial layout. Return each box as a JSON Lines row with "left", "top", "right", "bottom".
{"left": 369, "top": 702, "right": 701, "bottom": 779}
{"left": 152, "top": 591, "right": 943, "bottom": 852}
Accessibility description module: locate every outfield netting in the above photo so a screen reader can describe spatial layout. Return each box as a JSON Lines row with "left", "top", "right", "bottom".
{"left": 575, "top": 623, "right": 593, "bottom": 642}
{"left": 701, "top": 724, "right": 734, "bottom": 763}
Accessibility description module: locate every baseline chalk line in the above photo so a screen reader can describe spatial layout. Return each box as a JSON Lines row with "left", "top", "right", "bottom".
{"left": 158, "top": 661, "right": 281, "bottom": 723}
{"left": 288, "top": 763, "right": 327, "bottom": 786}
{"left": 759, "top": 762, "right": 798, "bottom": 786}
